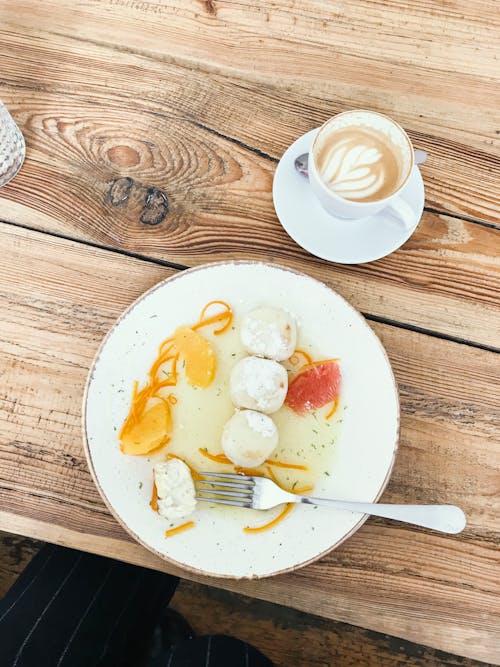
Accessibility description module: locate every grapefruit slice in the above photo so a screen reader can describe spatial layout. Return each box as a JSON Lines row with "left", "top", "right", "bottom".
{"left": 285, "top": 360, "right": 341, "bottom": 415}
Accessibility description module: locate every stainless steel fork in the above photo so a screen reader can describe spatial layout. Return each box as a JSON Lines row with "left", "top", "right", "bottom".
{"left": 196, "top": 472, "right": 466, "bottom": 534}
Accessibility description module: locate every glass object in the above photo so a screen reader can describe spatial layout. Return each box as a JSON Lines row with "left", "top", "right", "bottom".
{"left": 0, "top": 100, "right": 25, "bottom": 187}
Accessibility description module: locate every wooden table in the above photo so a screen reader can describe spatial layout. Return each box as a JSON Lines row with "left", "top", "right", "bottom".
{"left": 0, "top": 1, "right": 499, "bottom": 663}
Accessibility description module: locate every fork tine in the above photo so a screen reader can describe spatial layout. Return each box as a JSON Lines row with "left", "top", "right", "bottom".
{"left": 196, "top": 472, "right": 257, "bottom": 509}
{"left": 200, "top": 472, "right": 254, "bottom": 483}
{"left": 196, "top": 496, "right": 252, "bottom": 508}
{"left": 197, "top": 479, "right": 253, "bottom": 490}
{"left": 196, "top": 488, "right": 253, "bottom": 500}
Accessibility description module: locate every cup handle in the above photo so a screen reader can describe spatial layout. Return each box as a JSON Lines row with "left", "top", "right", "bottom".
{"left": 385, "top": 196, "right": 416, "bottom": 230}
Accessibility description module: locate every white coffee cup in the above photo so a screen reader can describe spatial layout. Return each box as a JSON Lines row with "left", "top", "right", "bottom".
{"left": 308, "top": 110, "right": 416, "bottom": 228}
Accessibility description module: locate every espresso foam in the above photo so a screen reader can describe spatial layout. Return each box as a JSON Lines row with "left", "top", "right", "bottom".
{"left": 314, "top": 126, "right": 404, "bottom": 202}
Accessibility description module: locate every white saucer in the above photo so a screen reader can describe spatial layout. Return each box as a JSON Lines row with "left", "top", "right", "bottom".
{"left": 273, "top": 129, "right": 425, "bottom": 264}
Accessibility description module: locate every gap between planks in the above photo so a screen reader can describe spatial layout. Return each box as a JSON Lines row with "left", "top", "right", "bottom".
{"left": 1, "top": 24, "right": 497, "bottom": 230}
{"left": 1, "top": 216, "right": 498, "bottom": 355}
{"left": 1, "top": 75, "right": 497, "bottom": 232}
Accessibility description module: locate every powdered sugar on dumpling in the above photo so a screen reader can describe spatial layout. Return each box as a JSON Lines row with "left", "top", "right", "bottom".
{"left": 241, "top": 307, "right": 296, "bottom": 361}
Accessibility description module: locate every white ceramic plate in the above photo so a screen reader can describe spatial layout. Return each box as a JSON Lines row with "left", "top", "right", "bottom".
{"left": 273, "top": 128, "right": 425, "bottom": 264}
{"left": 83, "top": 262, "right": 399, "bottom": 579}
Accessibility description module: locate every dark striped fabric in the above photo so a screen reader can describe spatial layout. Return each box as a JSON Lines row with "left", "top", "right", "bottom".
{"left": 0, "top": 545, "right": 273, "bottom": 667}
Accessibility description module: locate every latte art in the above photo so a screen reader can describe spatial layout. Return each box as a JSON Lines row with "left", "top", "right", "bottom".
{"left": 314, "top": 127, "right": 402, "bottom": 202}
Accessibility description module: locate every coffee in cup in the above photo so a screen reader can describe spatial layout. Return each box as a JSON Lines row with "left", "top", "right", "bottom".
{"left": 308, "top": 110, "right": 415, "bottom": 226}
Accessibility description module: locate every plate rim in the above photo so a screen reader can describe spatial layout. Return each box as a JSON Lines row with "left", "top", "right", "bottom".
{"left": 82, "top": 260, "right": 400, "bottom": 579}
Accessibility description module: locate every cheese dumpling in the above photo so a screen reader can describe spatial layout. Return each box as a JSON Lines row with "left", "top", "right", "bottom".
{"left": 154, "top": 458, "right": 196, "bottom": 521}
{"left": 222, "top": 409, "right": 278, "bottom": 468}
{"left": 241, "top": 307, "right": 297, "bottom": 361}
{"left": 230, "top": 356, "right": 288, "bottom": 414}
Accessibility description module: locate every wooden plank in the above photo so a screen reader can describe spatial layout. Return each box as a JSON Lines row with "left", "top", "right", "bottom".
{"left": 1, "top": 1, "right": 498, "bottom": 224}
{"left": 0, "top": 223, "right": 498, "bottom": 662}
{"left": 2, "top": 0, "right": 498, "bottom": 78}
{"left": 0, "top": 31, "right": 499, "bottom": 347}
{"left": 0, "top": 537, "right": 483, "bottom": 666}
{"left": 170, "top": 580, "right": 490, "bottom": 667}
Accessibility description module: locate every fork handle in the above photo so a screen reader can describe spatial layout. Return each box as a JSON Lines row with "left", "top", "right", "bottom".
{"left": 299, "top": 498, "right": 466, "bottom": 534}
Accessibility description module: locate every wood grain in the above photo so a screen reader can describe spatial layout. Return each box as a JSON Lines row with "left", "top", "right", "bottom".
{"left": 1, "top": 0, "right": 499, "bottom": 223}
{"left": 0, "top": 1, "right": 499, "bottom": 661}
{"left": 0, "top": 26, "right": 499, "bottom": 346}
{"left": 171, "top": 580, "right": 491, "bottom": 667}
{"left": 0, "top": 223, "right": 498, "bottom": 662}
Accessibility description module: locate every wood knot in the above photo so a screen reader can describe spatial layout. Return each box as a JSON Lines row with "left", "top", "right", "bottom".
{"left": 105, "top": 178, "right": 169, "bottom": 226}
{"left": 107, "top": 177, "right": 133, "bottom": 206}
{"left": 201, "top": 0, "right": 217, "bottom": 16}
{"left": 107, "top": 145, "right": 141, "bottom": 167}
{"left": 140, "top": 188, "right": 169, "bottom": 225}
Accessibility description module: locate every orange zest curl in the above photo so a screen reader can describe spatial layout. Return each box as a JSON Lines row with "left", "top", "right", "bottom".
{"left": 235, "top": 467, "right": 267, "bottom": 477}
{"left": 149, "top": 350, "right": 178, "bottom": 385}
{"left": 158, "top": 339, "right": 177, "bottom": 358}
{"left": 119, "top": 300, "right": 231, "bottom": 456}
{"left": 150, "top": 481, "right": 159, "bottom": 512}
{"left": 242, "top": 479, "right": 312, "bottom": 533}
{"left": 119, "top": 352, "right": 177, "bottom": 455}
{"left": 296, "top": 358, "right": 340, "bottom": 374}
{"left": 265, "top": 465, "right": 280, "bottom": 485}
{"left": 195, "top": 453, "right": 310, "bottom": 533}
{"left": 165, "top": 521, "right": 195, "bottom": 538}
{"left": 266, "top": 459, "right": 308, "bottom": 471}
{"left": 193, "top": 300, "right": 233, "bottom": 336}
{"left": 326, "top": 398, "right": 339, "bottom": 420}
{"left": 199, "top": 448, "right": 308, "bottom": 472}
{"left": 198, "top": 448, "right": 232, "bottom": 464}
{"left": 289, "top": 349, "right": 313, "bottom": 368}
{"left": 294, "top": 485, "right": 313, "bottom": 494}
{"left": 244, "top": 504, "right": 294, "bottom": 533}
